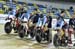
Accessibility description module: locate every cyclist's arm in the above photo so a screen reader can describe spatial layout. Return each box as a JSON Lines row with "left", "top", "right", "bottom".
{"left": 20, "top": 13, "right": 24, "bottom": 19}
{"left": 28, "top": 13, "right": 30, "bottom": 20}
{"left": 43, "top": 16, "right": 47, "bottom": 26}
{"left": 60, "top": 21, "right": 64, "bottom": 28}
{"left": 36, "top": 18, "right": 40, "bottom": 27}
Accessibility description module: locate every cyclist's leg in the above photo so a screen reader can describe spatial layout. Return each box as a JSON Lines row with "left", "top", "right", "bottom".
{"left": 65, "top": 29, "right": 68, "bottom": 40}
{"left": 48, "top": 28, "right": 52, "bottom": 43}
{"left": 14, "top": 18, "right": 19, "bottom": 33}
{"left": 22, "top": 22, "right": 28, "bottom": 33}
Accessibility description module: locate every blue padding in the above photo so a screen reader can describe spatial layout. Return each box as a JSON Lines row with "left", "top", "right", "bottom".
{"left": 37, "top": 4, "right": 46, "bottom": 8}
{"left": 17, "top": 1, "right": 46, "bottom": 8}
{"left": 17, "top": 2, "right": 24, "bottom": 4}
{"left": 28, "top": 3, "right": 34, "bottom": 6}
{"left": 39, "top": 8, "right": 44, "bottom": 11}
{"left": 0, "top": 3, "right": 3, "bottom": 8}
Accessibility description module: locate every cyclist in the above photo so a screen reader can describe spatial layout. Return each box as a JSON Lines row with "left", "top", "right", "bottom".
{"left": 32, "top": 8, "right": 40, "bottom": 28}
{"left": 20, "top": 10, "right": 29, "bottom": 36}
{"left": 69, "top": 12, "right": 75, "bottom": 38}
{"left": 36, "top": 13, "right": 47, "bottom": 40}
{"left": 56, "top": 10, "right": 65, "bottom": 29}
{"left": 55, "top": 10, "right": 66, "bottom": 42}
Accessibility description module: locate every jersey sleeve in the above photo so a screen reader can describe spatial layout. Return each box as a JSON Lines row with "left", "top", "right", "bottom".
{"left": 43, "top": 16, "right": 46, "bottom": 26}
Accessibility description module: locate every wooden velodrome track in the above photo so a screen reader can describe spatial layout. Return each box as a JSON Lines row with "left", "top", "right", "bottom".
{"left": 0, "top": 24, "right": 75, "bottom": 49}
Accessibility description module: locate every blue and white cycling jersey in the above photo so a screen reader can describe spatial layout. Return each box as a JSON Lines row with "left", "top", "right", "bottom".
{"left": 20, "top": 13, "right": 30, "bottom": 21}
{"left": 8, "top": 8, "right": 16, "bottom": 19}
{"left": 8, "top": 11, "right": 14, "bottom": 19}
{"left": 69, "top": 9, "right": 74, "bottom": 16}
{"left": 56, "top": 18, "right": 64, "bottom": 28}
{"left": 36, "top": 15, "right": 47, "bottom": 27}
{"left": 12, "top": 9, "right": 16, "bottom": 16}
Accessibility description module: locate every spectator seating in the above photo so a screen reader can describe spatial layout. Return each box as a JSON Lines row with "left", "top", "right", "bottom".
{"left": 0, "top": 0, "right": 75, "bottom": 18}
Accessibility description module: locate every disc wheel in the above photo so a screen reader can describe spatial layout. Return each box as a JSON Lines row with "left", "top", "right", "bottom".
{"left": 4, "top": 22, "right": 12, "bottom": 34}
{"left": 36, "top": 34, "right": 42, "bottom": 43}
{"left": 36, "top": 29, "right": 42, "bottom": 43}
{"left": 18, "top": 25, "right": 25, "bottom": 38}
{"left": 53, "top": 34, "right": 60, "bottom": 47}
